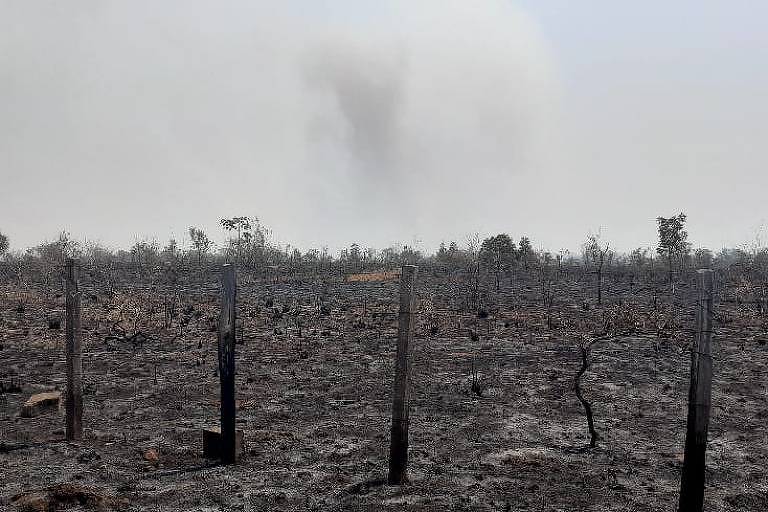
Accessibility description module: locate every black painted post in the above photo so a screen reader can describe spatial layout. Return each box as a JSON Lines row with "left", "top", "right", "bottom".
{"left": 678, "top": 269, "right": 715, "bottom": 512}
{"left": 218, "top": 265, "right": 237, "bottom": 464}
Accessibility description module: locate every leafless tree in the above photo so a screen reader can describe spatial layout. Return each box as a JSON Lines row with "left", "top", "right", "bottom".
{"left": 583, "top": 233, "right": 612, "bottom": 306}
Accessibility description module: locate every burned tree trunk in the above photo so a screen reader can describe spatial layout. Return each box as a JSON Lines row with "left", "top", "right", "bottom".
{"left": 574, "top": 342, "right": 598, "bottom": 448}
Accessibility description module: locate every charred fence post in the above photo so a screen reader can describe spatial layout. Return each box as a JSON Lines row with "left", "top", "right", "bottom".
{"left": 65, "top": 258, "right": 83, "bottom": 441}
{"left": 678, "top": 269, "right": 715, "bottom": 512}
{"left": 388, "top": 265, "right": 418, "bottom": 485}
{"left": 218, "top": 264, "right": 237, "bottom": 464}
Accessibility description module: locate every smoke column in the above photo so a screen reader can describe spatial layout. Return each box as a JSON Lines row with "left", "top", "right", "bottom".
{"left": 0, "top": 0, "right": 560, "bottom": 250}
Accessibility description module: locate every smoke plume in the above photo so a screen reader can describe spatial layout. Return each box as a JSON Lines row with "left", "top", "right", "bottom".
{"left": 0, "top": 0, "right": 560, "bottom": 251}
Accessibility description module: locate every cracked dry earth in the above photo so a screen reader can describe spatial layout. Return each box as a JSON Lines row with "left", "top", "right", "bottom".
{"left": 1, "top": 271, "right": 767, "bottom": 511}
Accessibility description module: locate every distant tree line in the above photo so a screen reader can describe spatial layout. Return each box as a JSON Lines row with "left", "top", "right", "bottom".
{"left": 1, "top": 214, "right": 767, "bottom": 287}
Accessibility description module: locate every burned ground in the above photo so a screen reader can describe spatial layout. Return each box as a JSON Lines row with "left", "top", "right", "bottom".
{"left": 1, "top": 264, "right": 766, "bottom": 511}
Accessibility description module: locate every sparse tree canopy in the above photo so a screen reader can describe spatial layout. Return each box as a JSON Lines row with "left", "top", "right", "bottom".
{"left": 583, "top": 234, "right": 611, "bottom": 264}
{"left": 436, "top": 240, "right": 465, "bottom": 267}
{"left": 517, "top": 236, "right": 534, "bottom": 269}
{"left": 583, "top": 233, "right": 613, "bottom": 305}
{"left": 188, "top": 226, "right": 212, "bottom": 265}
{"left": 481, "top": 234, "right": 516, "bottom": 261}
{"left": 163, "top": 238, "right": 180, "bottom": 262}
{"left": 436, "top": 242, "right": 448, "bottom": 262}
{"left": 656, "top": 213, "right": 690, "bottom": 286}
{"left": 0, "top": 230, "right": 8, "bottom": 258}
{"left": 219, "top": 216, "right": 274, "bottom": 266}
{"left": 629, "top": 247, "right": 649, "bottom": 268}
{"left": 693, "top": 248, "right": 714, "bottom": 268}
{"left": 657, "top": 214, "right": 689, "bottom": 257}
{"left": 400, "top": 245, "right": 421, "bottom": 265}
{"left": 349, "top": 243, "right": 361, "bottom": 263}
{"left": 220, "top": 216, "right": 253, "bottom": 262}
{"left": 32, "top": 231, "right": 80, "bottom": 264}
{"left": 480, "top": 233, "right": 517, "bottom": 290}
{"left": 220, "top": 216, "right": 251, "bottom": 233}
{"left": 131, "top": 239, "right": 160, "bottom": 267}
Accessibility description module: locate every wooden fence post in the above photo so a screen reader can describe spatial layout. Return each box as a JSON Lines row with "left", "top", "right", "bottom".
{"left": 388, "top": 264, "right": 418, "bottom": 485}
{"left": 65, "top": 258, "right": 83, "bottom": 441}
{"left": 218, "top": 264, "right": 237, "bottom": 464}
{"left": 678, "top": 269, "right": 714, "bottom": 512}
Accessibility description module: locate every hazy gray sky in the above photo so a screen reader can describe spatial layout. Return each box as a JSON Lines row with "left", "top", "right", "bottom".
{"left": 1, "top": 1, "right": 766, "bottom": 254}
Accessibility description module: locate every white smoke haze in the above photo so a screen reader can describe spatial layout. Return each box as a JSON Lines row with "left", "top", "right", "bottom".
{"left": 4, "top": 1, "right": 765, "bottom": 253}
{"left": 0, "top": 0, "right": 562, "bottom": 252}
{"left": 297, "top": 1, "right": 560, "bottom": 246}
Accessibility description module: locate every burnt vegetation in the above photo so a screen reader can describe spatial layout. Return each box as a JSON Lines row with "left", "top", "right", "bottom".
{"left": 0, "top": 215, "right": 767, "bottom": 511}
